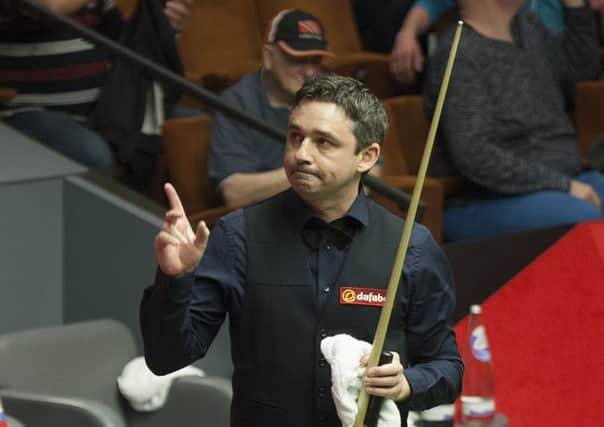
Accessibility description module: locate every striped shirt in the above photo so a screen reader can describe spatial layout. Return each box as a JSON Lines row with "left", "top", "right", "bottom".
{"left": 0, "top": 0, "right": 123, "bottom": 119}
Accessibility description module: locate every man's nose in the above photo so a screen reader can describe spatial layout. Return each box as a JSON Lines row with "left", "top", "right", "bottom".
{"left": 295, "top": 138, "right": 312, "bottom": 162}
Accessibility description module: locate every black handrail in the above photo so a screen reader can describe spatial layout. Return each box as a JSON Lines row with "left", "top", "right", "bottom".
{"left": 17, "top": 0, "right": 424, "bottom": 217}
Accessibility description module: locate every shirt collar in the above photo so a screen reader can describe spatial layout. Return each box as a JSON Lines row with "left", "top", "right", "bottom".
{"left": 292, "top": 185, "right": 369, "bottom": 230}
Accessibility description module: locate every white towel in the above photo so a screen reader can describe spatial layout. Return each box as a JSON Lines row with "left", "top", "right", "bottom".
{"left": 117, "top": 356, "right": 205, "bottom": 412}
{"left": 320, "top": 334, "right": 401, "bottom": 427}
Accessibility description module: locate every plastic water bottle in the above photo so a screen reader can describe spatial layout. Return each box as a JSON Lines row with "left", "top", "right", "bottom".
{"left": 461, "top": 304, "right": 495, "bottom": 425}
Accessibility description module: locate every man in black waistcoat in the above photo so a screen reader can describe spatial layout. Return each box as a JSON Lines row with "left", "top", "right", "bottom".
{"left": 140, "top": 73, "right": 462, "bottom": 426}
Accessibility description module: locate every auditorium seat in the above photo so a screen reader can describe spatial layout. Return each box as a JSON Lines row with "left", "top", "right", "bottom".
{"left": 575, "top": 80, "right": 604, "bottom": 164}
{"left": 176, "top": 0, "right": 264, "bottom": 95}
{"left": 162, "top": 116, "right": 234, "bottom": 227}
{"left": 0, "top": 319, "right": 232, "bottom": 427}
{"left": 253, "top": 0, "right": 399, "bottom": 99}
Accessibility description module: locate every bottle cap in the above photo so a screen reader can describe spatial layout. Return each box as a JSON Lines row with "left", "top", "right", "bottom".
{"left": 470, "top": 304, "right": 482, "bottom": 314}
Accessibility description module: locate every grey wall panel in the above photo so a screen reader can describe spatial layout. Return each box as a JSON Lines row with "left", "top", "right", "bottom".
{"left": 0, "top": 179, "right": 63, "bottom": 334}
{"left": 63, "top": 176, "right": 161, "bottom": 350}
{"left": 0, "top": 123, "right": 85, "bottom": 184}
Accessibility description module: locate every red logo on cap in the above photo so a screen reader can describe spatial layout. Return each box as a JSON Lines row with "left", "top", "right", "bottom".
{"left": 298, "top": 20, "right": 322, "bottom": 36}
{"left": 339, "top": 287, "right": 387, "bottom": 307}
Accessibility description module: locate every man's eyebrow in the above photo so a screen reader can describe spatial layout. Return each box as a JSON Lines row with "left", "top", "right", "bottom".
{"left": 314, "top": 129, "right": 339, "bottom": 141}
{"left": 287, "top": 123, "right": 339, "bottom": 142}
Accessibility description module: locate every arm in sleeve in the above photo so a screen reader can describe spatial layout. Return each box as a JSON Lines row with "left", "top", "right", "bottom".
{"left": 413, "top": 0, "right": 455, "bottom": 25}
{"left": 140, "top": 215, "right": 245, "bottom": 375}
{"left": 542, "top": 5, "right": 601, "bottom": 84}
{"left": 400, "top": 226, "right": 463, "bottom": 410}
{"left": 425, "top": 52, "right": 572, "bottom": 194}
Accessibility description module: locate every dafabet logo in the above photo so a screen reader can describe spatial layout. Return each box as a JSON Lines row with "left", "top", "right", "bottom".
{"left": 339, "top": 287, "right": 387, "bottom": 307}
{"left": 341, "top": 289, "right": 357, "bottom": 303}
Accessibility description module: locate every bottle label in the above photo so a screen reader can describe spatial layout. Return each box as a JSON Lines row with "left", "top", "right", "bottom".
{"left": 470, "top": 325, "right": 491, "bottom": 362}
{"left": 461, "top": 396, "right": 495, "bottom": 417}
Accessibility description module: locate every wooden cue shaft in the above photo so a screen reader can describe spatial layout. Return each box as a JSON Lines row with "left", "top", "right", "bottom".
{"left": 353, "top": 21, "right": 464, "bottom": 427}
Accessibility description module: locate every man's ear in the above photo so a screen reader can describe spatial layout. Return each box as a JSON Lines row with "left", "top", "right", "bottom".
{"left": 357, "top": 143, "right": 380, "bottom": 174}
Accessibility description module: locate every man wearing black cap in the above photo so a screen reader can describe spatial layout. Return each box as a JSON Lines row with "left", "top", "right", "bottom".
{"left": 208, "top": 9, "right": 335, "bottom": 208}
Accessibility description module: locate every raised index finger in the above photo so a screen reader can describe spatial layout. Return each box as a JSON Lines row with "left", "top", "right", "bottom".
{"left": 164, "top": 183, "right": 186, "bottom": 214}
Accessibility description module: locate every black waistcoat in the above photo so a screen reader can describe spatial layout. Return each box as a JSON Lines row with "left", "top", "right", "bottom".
{"left": 231, "top": 190, "right": 410, "bottom": 427}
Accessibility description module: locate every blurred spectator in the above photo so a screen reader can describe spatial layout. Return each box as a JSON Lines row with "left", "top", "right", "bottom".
{"left": 208, "top": 9, "right": 333, "bottom": 208}
{"left": 391, "top": 0, "right": 565, "bottom": 85}
{"left": 0, "top": 0, "right": 191, "bottom": 176}
{"left": 425, "top": 0, "right": 603, "bottom": 241}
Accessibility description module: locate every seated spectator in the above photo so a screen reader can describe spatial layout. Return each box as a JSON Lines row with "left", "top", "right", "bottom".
{"left": 0, "top": 0, "right": 191, "bottom": 175}
{"left": 424, "top": 0, "right": 603, "bottom": 241}
{"left": 391, "top": 0, "right": 565, "bottom": 84}
{"left": 209, "top": 9, "right": 335, "bottom": 208}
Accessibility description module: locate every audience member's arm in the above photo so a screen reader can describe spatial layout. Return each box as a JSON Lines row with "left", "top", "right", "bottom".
{"left": 33, "top": 0, "right": 90, "bottom": 14}
{"left": 219, "top": 168, "right": 290, "bottom": 208}
{"left": 390, "top": 0, "right": 454, "bottom": 84}
{"left": 542, "top": 0, "right": 601, "bottom": 83}
{"left": 164, "top": 0, "right": 192, "bottom": 33}
{"left": 209, "top": 88, "right": 291, "bottom": 208}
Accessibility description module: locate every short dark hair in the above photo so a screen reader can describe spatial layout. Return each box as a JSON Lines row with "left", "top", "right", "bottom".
{"left": 293, "top": 73, "right": 388, "bottom": 153}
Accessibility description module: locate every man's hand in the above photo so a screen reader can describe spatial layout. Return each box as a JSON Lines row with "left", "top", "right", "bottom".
{"left": 569, "top": 179, "right": 602, "bottom": 209}
{"left": 390, "top": 29, "right": 425, "bottom": 85}
{"left": 155, "top": 183, "right": 210, "bottom": 277}
{"left": 361, "top": 351, "right": 410, "bottom": 402}
{"left": 164, "top": 0, "right": 192, "bottom": 33}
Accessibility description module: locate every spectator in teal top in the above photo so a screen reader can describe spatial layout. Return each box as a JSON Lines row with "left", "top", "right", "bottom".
{"left": 416, "top": 0, "right": 563, "bottom": 32}
{"left": 391, "top": 0, "right": 564, "bottom": 84}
